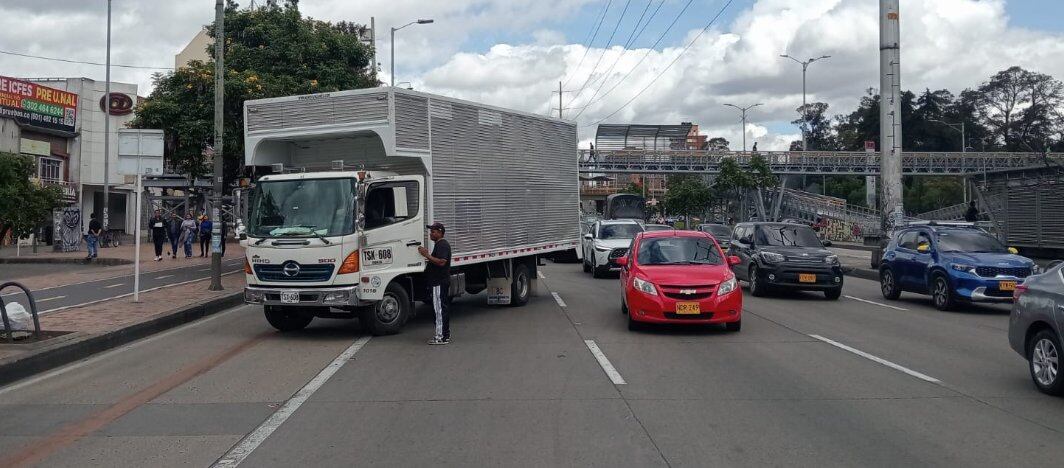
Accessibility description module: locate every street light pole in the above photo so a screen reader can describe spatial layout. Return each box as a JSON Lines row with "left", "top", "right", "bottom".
{"left": 723, "top": 103, "right": 762, "bottom": 152}
{"left": 209, "top": 0, "right": 225, "bottom": 291}
{"left": 780, "top": 54, "right": 830, "bottom": 151}
{"left": 390, "top": 19, "right": 434, "bottom": 87}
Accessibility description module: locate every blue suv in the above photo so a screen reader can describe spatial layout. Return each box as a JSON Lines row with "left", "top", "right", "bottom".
{"left": 878, "top": 225, "right": 1038, "bottom": 310}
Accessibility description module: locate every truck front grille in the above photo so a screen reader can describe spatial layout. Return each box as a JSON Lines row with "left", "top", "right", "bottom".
{"left": 254, "top": 262, "right": 335, "bottom": 282}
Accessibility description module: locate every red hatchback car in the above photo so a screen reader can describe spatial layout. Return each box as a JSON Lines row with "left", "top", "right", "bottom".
{"left": 617, "top": 230, "right": 743, "bottom": 331}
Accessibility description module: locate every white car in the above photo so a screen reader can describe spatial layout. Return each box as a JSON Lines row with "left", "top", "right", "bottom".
{"left": 582, "top": 219, "right": 644, "bottom": 278}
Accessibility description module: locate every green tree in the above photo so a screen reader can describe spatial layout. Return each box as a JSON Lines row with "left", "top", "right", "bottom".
{"left": 0, "top": 152, "right": 63, "bottom": 242}
{"left": 664, "top": 175, "right": 711, "bottom": 228}
{"left": 974, "top": 66, "right": 1064, "bottom": 151}
{"left": 130, "top": 0, "right": 375, "bottom": 181}
{"left": 791, "top": 102, "right": 838, "bottom": 151}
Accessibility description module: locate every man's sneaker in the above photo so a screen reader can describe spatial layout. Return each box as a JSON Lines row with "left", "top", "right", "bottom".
{"left": 428, "top": 337, "right": 449, "bottom": 345}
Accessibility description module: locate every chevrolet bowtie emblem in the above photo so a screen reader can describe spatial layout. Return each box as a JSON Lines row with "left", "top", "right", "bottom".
{"left": 680, "top": 289, "right": 697, "bottom": 295}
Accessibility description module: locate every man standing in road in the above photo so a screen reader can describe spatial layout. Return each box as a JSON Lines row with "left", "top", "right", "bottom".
{"left": 418, "top": 222, "right": 452, "bottom": 345}
{"left": 86, "top": 212, "right": 102, "bottom": 259}
{"left": 149, "top": 209, "right": 169, "bottom": 261}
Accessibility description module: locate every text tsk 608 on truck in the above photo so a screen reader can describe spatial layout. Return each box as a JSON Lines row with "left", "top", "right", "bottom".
{"left": 241, "top": 88, "right": 581, "bottom": 334}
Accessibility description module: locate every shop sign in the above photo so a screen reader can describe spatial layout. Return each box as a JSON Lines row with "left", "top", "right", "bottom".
{"left": 0, "top": 75, "right": 78, "bottom": 133}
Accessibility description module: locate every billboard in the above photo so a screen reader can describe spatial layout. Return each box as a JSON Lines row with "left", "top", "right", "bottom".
{"left": 0, "top": 76, "right": 78, "bottom": 133}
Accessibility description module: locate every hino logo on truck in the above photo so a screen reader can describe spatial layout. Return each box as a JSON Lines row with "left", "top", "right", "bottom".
{"left": 282, "top": 261, "right": 301, "bottom": 277}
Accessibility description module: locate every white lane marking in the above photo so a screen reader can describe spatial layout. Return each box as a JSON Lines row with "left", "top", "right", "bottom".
{"left": 584, "top": 340, "right": 626, "bottom": 385}
{"left": 551, "top": 292, "right": 567, "bottom": 308}
{"left": 212, "top": 336, "right": 372, "bottom": 468}
{"left": 104, "top": 283, "right": 124, "bottom": 289}
{"left": 845, "top": 295, "right": 909, "bottom": 311}
{"left": 155, "top": 274, "right": 174, "bottom": 280}
{"left": 809, "top": 334, "right": 940, "bottom": 383}
{"left": 537, "top": 271, "right": 546, "bottom": 279}
{"left": 0, "top": 308, "right": 237, "bottom": 396}
{"left": 0, "top": 259, "right": 245, "bottom": 295}
{"left": 35, "top": 295, "right": 66, "bottom": 303}
{"left": 198, "top": 268, "right": 211, "bottom": 272}
{"left": 41, "top": 270, "right": 243, "bottom": 315}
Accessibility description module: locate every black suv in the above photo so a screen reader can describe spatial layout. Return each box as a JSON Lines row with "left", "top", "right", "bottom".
{"left": 728, "top": 222, "right": 844, "bottom": 299}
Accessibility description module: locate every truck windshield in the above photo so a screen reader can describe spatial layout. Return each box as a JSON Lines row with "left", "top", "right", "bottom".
{"left": 248, "top": 178, "right": 356, "bottom": 238}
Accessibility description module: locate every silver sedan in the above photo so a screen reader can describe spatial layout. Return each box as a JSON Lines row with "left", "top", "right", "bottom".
{"left": 1009, "top": 261, "right": 1064, "bottom": 395}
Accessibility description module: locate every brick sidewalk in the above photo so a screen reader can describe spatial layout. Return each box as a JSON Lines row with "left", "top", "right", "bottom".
{"left": 0, "top": 272, "right": 246, "bottom": 365}
{"left": 2, "top": 241, "right": 245, "bottom": 291}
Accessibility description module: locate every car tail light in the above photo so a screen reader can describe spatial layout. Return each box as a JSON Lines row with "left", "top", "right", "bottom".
{"left": 338, "top": 250, "right": 360, "bottom": 274}
{"left": 1013, "top": 283, "right": 1028, "bottom": 300}
{"left": 243, "top": 258, "right": 252, "bottom": 274}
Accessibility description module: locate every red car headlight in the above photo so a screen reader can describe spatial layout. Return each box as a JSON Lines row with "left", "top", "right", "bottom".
{"left": 632, "top": 276, "right": 658, "bottom": 296}
{"left": 717, "top": 276, "right": 738, "bottom": 296}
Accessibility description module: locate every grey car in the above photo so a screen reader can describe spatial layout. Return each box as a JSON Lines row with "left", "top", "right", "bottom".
{"left": 1009, "top": 261, "right": 1064, "bottom": 395}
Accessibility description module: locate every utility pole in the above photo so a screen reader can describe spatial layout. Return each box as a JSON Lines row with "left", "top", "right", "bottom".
{"left": 558, "top": 81, "right": 563, "bottom": 119}
{"left": 102, "top": 0, "right": 112, "bottom": 231}
{"left": 723, "top": 103, "right": 762, "bottom": 152}
{"left": 209, "top": 0, "right": 225, "bottom": 291}
{"left": 879, "top": 0, "right": 904, "bottom": 233}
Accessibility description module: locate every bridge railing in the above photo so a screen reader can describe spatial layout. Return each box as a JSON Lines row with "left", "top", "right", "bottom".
{"left": 579, "top": 149, "right": 1060, "bottom": 175}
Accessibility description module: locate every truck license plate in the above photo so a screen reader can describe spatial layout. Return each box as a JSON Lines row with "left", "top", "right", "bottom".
{"left": 999, "top": 281, "right": 1016, "bottom": 291}
{"left": 676, "top": 302, "right": 700, "bottom": 314}
{"left": 280, "top": 291, "right": 300, "bottom": 303}
{"left": 798, "top": 273, "right": 817, "bottom": 283}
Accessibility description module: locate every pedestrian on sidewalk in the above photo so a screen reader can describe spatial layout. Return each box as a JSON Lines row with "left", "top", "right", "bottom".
{"left": 149, "top": 210, "right": 169, "bottom": 261}
{"left": 964, "top": 201, "right": 979, "bottom": 222}
{"left": 198, "top": 214, "right": 213, "bottom": 257}
{"left": 85, "top": 213, "right": 102, "bottom": 259}
{"left": 179, "top": 213, "right": 197, "bottom": 258}
{"left": 167, "top": 212, "right": 181, "bottom": 259}
{"left": 419, "top": 222, "right": 452, "bottom": 345}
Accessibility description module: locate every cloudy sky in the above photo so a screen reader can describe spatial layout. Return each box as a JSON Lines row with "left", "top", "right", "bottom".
{"left": 3, "top": 0, "right": 1064, "bottom": 149}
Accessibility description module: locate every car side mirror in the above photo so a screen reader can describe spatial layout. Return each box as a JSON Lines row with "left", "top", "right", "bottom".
{"left": 728, "top": 255, "right": 741, "bottom": 266}
{"left": 584, "top": 233, "right": 593, "bottom": 240}
{"left": 917, "top": 243, "right": 930, "bottom": 253}
{"left": 1007, "top": 247, "right": 1019, "bottom": 254}
{"left": 822, "top": 240, "right": 832, "bottom": 247}
{"left": 615, "top": 257, "right": 628, "bottom": 267}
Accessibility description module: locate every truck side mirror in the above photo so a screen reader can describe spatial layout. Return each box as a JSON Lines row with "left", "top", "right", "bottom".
{"left": 584, "top": 233, "right": 593, "bottom": 240}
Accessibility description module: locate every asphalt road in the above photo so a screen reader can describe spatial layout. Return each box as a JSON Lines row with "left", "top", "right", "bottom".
{"left": 0, "top": 258, "right": 246, "bottom": 314}
{"left": 2, "top": 261, "right": 1063, "bottom": 467}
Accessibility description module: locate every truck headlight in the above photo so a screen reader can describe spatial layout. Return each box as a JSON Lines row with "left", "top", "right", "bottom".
{"left": 761, "top": 252, "right": 785, "bottom": 264}
{"left": 717, "top": 276, "right": 737, "bottom": 296}
{"left": 322, "top": 291, "right": 351, "bottom": 304}
{"left": 632, "top": 276, "right": 658, "bottom": 296}
{"left": 950, "top": 263, "right": 975, "bottom": 273}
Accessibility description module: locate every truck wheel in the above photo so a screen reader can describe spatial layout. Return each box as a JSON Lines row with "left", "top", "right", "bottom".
{"left": 510, "top": 263, "right": 531, "bottom": 306}
{"left": 360, "top": 282, "right": 410, "bottom": 336}
{"left": 264, "top": 305, "right": 313, "bottom": 332}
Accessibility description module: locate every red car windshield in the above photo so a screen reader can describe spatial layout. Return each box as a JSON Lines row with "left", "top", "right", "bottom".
{"left": 637, "top": 237, "right": 724, "bottom": 266}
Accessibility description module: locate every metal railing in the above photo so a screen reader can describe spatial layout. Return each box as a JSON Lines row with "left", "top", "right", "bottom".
{"left": 579, "top": 149, "right": 1061, "bottom": 175}
{"left": 914, "top": 203, "right": 969, "bottom": 221}
{"left": 0, "top": 282, "right": 41, "bottom": 343}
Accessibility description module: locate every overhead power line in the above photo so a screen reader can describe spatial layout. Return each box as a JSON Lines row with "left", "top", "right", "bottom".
{"left": 0, "top": 49, "right": 174, "bottom": 70}
{"left": 569, "top": 0, "right": 634, "bottom": 104}
{"left": 587, "top": 0, "right": 734, "bottom": 127}
{"left": 571, "top": 0, "right": 695, "bottom": 116}
{"left": 561, "top": 0, "right": 614, "bottom": 88}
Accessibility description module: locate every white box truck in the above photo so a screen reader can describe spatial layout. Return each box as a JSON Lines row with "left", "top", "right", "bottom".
{"left": 241, "top": 88, "right": 581, "bottom": 334}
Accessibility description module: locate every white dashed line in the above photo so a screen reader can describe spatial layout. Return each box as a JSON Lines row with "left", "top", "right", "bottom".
{"left": 809, "top": 334, "right": 940, "bottom": 383}
{"left": 845, "top": 295, "right": 909, "bottom": 311}
{"left": 104, "top": 283, "right": 124, "bottom": 289}
{"left": 212, "top": 336, "right": 372, "bottom": 467}
{"left": 155, "top": 274, "right": 174, "bottom": 280}
{"left": 35, "top": 296, "right": 66, "bottom": 303}
{"left": 551, "top": 292, "right": 567, "bottom": 308}
{"left": 584, "top": 340, "right": 626, "bottom": 385}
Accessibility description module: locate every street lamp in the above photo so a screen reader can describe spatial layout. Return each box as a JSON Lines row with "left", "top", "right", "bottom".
{"left": 780, "top": 54, "right": 830, "bottom": 151}
{"left": 723, "top": 103, "right": 762, "bottom": 152}
{"left": 391, "top": 19, "right": 434, "bottom": 87}
{"left": 929, "top": 119, "right": 966, "bottom": 153}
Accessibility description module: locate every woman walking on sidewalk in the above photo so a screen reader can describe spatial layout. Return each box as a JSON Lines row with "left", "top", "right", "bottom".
{"left": 179, "top": 213, "right": 198, "bottom": 259}
{"left": 198, "top": 214, "right": 213, "bottom": 257}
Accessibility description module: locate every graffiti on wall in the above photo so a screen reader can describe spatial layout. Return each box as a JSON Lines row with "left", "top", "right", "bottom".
{"left": 819, "top": 216, "right": 865, "bottom": 243}
{"left": 52, "top": 207, "right": 81, "bottom": 252}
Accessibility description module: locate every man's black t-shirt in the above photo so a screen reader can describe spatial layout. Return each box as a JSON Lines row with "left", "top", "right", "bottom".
{"left": 425, "top": 238, "right": 452, "bottom": 286}
{"left": 88, "top": 219, "right": 102, "bottom": 235}
{"left": 150, "top": 217, "right": 168, "bottom": 238}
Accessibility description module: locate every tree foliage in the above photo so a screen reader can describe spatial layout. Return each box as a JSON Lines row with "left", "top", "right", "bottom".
{"left": 130, "top": 0, "right": 375, "bottom": 180}
{"left": 0, "top": 152, "right": 64, "bottom": 241}
{"left": 664, "top": 175, "right": 711, "bottom": 225}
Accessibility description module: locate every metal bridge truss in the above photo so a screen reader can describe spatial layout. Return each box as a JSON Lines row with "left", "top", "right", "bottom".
{"left": 579, "top": 149, "right": 1062, "bottom": 176}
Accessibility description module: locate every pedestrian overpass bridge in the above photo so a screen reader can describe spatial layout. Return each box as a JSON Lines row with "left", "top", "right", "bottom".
{"left": 578, "top": 149, "right": 1062, "bottom": 175}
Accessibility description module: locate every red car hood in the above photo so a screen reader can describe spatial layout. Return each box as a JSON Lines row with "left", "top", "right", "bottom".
{"left": 637, "top": 264, "right": 732, "bottom": 286}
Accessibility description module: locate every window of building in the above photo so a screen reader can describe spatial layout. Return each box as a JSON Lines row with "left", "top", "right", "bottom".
{"left": 38, "top": 157, "right": 62, "bottom": 182}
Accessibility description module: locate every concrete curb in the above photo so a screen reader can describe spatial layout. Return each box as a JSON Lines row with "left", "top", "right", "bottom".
{"left": 843, "top": 266, "right": 879, "bottom": 282}
{"left": 0, "top": 292, "right": 243, "bottom": 387}
{"left": 0, "top": 257, "right": 132, "bottom": 266}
